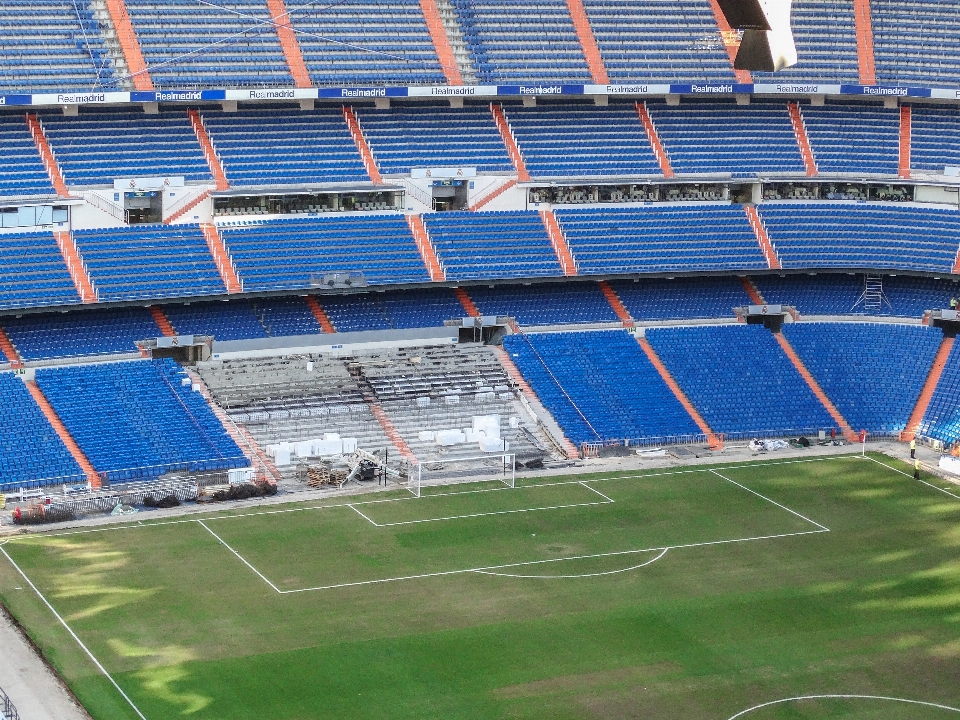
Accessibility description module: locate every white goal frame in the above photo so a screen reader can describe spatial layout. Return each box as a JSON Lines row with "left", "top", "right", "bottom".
{"left": 404, "top": 453, "right": 516, "bottom": 498}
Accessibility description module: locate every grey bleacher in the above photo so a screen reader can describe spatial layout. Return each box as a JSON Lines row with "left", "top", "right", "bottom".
{"left": 350, "top": 344, "right": 549, "bottom": 462}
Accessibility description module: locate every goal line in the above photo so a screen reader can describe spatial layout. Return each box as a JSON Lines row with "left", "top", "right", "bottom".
{"left": 404, "top": 453, "right": 515, "bottom": 498}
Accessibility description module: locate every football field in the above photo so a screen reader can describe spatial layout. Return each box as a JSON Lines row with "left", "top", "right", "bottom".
{"left": 2, "top": 453, "right": 960, "bottom": 719}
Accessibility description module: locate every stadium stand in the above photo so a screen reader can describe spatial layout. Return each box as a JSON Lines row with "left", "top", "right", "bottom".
{"left": 451, "top": 0, "right": 592, "bottom": 83}
{"left": 0, "top": 0, "right": 116, "bottom": 93}
{"left": 555, "top": 206, "right": 767, "bottom": 275}
{"left": 0, "top": 372, "right": 85, "bottom": 490}
{"left": 502, "top": 330, "right": 702, "bottom": 445}
{"left": 72, "top": 224, "right": 226, "bottom": 301}
{"left": 123, "top": 0, "right": 292, "bottom": 88}
{"left": 918, "top": 343, "right": 960, "bottom": 445}
{"left": 799, "top": 103, "right": 901, "bottom": 175}
{"left": 200, "top": 105, "right": 368, "bottom": 187}
{"left": 467, "top": 282, "right": 619, "bottom": 325}
{"left": 645, "top": 324, "right": 835, "bottom": 436}
{"left": 0, "top": 229, "right": 80, "bottom": 309}
{"left": 34, "top": 358, "right": 248, "bottom": 482}
{"left": 423, "top": 210, "right": 562, "bottom": 280}
{"left": 0, "top": 306, "right": 158, "bottom": 360}
{"left": 319, "top": 288, "right": 463, "bottom": 332}
{"left": 647, "top": 101, "right": 806, "bottom": 177}
{"left": 758, "top": 204, "right": 960, "bottom": 273}
{"left": 581, "top": 0, "right": 733, "bottom": 83}
{"left": 219, "top": 215, "right": 430, "bottom": 291}
{"left": 0, "top": 115, "right": 57, "bottom": 199}
{"left": 249, "top": 296, "right": 323, "bottom": 336}
{"left": 39, "top": 110, "right": 211, "bottom": 187}
{"left": 782, "top": 322, "right": 943, "bottom": 434}
{"left": 354, "top": 103, "right": 513, "bottom": 175}
{"left": 163, "top": 300, "right": 269, "bottom": 341}
{"left": 288, "top": 0, "right": 447, "bottom": 85}
{"left": 502, "top": 101, "right": 661, "bottom": 178}
{"left": 871, "top": 1, "right": 960, "bottom": 87}
{"left": 752, "top": 274, "right": 960, "bottom": 318}
{"left": 909, "top": 104, "right": 960, "bottom": 175}
{"left": 608, "top": 276, "right": 752, "bottom": 321}
{"left": 750, "top": 0, "right": 860, "bottom": 83}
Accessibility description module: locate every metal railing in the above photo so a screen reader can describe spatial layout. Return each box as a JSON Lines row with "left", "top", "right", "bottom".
{"left": 0, "top": 684, "right": 20, "bottom": 720}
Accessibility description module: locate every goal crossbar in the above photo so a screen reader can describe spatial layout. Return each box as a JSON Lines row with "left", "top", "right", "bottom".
{"left": 404, "top": 454, "right": 516, "bottom": 498}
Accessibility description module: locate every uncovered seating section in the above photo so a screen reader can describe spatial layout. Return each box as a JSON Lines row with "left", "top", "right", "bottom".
{"left": 1, "top": 307, "right": 160, "bottom": 360}
{"left": 34, "top": 358, "right": 248, "bottom": 482}
{"left": 502, "top": 329, "right": 701, "bottom": 445}
{"left": 0, "top": 230, "right": 80, "bottom": 309}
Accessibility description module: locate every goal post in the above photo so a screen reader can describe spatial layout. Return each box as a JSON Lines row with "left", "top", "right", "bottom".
{"left": 402, "top": 454, "right": 516, "bottom": 498}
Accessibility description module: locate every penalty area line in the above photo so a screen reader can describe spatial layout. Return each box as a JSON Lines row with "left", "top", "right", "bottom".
{"left": 0, "top": 545, "right": 149, "bottom": 720}
{"left": 197, "top": 520, "right": 283, "bottom": 594}
{"left": 709, "top": 469, "right": 830, "bottom": 532}
{"left": 365, "top": 500, "right": 614, "bottom": 528}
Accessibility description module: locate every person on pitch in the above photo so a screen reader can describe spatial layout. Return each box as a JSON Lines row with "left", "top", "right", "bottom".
{"left": 910, "top": 438, "right": 916, "bottom": 459}
{"left": 914, "top": 458, "right": 921, "bottom": 480}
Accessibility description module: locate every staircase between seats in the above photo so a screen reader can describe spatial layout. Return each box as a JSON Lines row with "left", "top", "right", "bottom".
{"left": 418, "top": 0, "right": 463, "bottom": 85}
{"left": 100, "top": 0, "right": 153, "bottom": 90}
{"left": 636, "top": 336, "right": 723, "bottom": 449}
{"left": 24, "top": 380, "right": 101, "bottom": 488}
{"left": 787, "top": 102, "right": 818, "bottom": 176}
{"left": 454, "top": 287, "right": 480, "bottom": 317}
{"left": 853, "top": 0, "right": 877, "bottom": 85}
{"left": 187, "top": 110, "right": 229, "bottom": 190}
{"left": 540, "top": 211, "right": 578, "bottom": 276}
{"left": 898, "top": 104, "right": 911, "bottom": 179}
{"left": 305, "top": 296, "right": 336, "bottom": 333}
{"left": 565, "top": 0, "right": 608, "bottom": 84}
{"left": 407, "top": 215, "right": 445, "bottom": 281}
{"left": 149, "top": 306, "right": 176, "bottom": 337}
{"left": 739, "top": 277, "right": 766, "bottom": 305}
{"left": 744, "top": 206, "right": 781, "bottom": 270}
{"left": 26, "top": 114, "right": 70, "bottom": 198}
{"left": 469, "top": 178, "right": 517, "bottom": 211}
{"left": 347, "top": 364, "right": 417, "bottom": 460}
{"left": 491, "top": 104, "right": 530, "bottom": 182}
{"left": 772, "top": 332, "right": 858, "bottom": 442}
{"left": 343, "top": 106, "right": 383, "bottom": 184}
{"left": 266, "top": 0, "right": 312, "bottom": 88}
{"left": 54, "top": 231, "right": 98, "bottom": 303}
{"left": 635, "top": 103, "right": 674, "bottom": 178}
{"left": 200, "top": 224, "right": 242, "bottom": 294}
{"left": 901, "top": 336, "right": 955, "bottom": 442}
{"left": 433, "top": 0, "right": 478, "bottom": 83}
{"left": 598, "top": 281, "right": 634, "bottom": 328}
{"left": 0, "top": 325, "right": 23, "bottom": 369}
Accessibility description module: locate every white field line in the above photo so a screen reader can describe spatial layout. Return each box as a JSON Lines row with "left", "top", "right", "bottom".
{"left": 369, "top": 500, "right": 614, "bottom": 527}
{"left": 709, "top": 469, "right": 830, "bottom": 532}
{"left": 279, "top": 528, "right": 828, "bottom": 594}
{"left": 727, "top": 694, "right": 960, "bottom": 719}
{"left": 196, "top": 520, "right": 282, "bottom": 594}
{"left": 578, "top": 480, "right": 615, "bottom": 502}
{"left": 347, "top": 504, "right": 380, "bottom": 526}
{"left": 863, "top": 454, "right": 960, "bottom": 500}
{"left": 0, "top": 545, "right": 149, "bottom": 720}
{"left": 473, "top": 548, "right": 669, "bottom": 579}
{"left": 10, "top": 455, "right": 857, "bottom": 540}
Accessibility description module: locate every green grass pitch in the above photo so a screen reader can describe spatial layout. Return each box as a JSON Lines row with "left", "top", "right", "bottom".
{"left": 2, "top": 453, "right": 960, "bottom": 720}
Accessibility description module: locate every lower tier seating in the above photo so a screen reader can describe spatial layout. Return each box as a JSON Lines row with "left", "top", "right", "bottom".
{"left": 782, "top": 323, "right": 943, "bottom": 434}
{"left": 502, "top": 330, "right": 701, "bottom": 446}
{"left": 0, "top": 373, "right": 84, "bottom": 490}
{"left": 2, "top": 307, "right": 160, "bottom": 361}
{"left": 645, "top": 325, "right": 835, "bottom": 437}
{"left": 918, "top": 342, "right": 960, "bottom": 445}
{"left": 468, "top": 283, "right": 619, "bottom": 325}
{"left": 34, "top": 358, "right": 247, "bottom": 483}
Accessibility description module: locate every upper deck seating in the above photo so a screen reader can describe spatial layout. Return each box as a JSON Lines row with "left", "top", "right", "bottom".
{"left": 0, "top": 115, "right": 56, "bottom": 199}
{"left": 288, "top": 0, "right": 446, "bottom": 85}
{"left": 909, "top": 105, "right": 960, "bottom": 175}
{"left": 201, "top": 106, "right": 368, "bottom": 187}
{"left": 0, "top": 229, "right": 79, "bottom": 309}
{"left": 872, "top": 1, "right": 960, "bottom": 87}
{"left": 450, "top": 0, "right": 592, "bottom": 83}
{"left": 123, "top": 0, "right": 291, "bottom": 88}
{"left": 503, "top": 102, "right": 661, "bottom": 178}
{"left": 40, "top": 110, "right": 211, "bottom": 187}
{"left": 800, "top": 103, "right": 900, "bottom": 175}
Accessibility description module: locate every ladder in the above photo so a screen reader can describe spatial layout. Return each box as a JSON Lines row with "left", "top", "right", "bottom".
{"left": 852, "top": 274, "right": 892, "bottom": 314}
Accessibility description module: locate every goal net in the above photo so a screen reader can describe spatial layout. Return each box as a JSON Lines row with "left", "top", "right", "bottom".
{"left": 403, "top": 453, "right": 516, "bottom": 498}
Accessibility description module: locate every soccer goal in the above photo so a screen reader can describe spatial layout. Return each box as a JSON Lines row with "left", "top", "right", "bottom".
{"left": 403, "top": 453, "right": 516, "bottom": 498}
